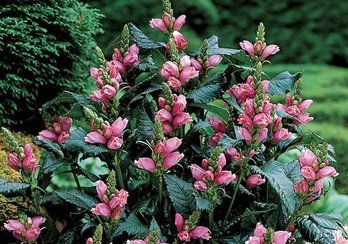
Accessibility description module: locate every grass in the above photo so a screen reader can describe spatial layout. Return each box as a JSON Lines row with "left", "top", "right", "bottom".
{"left": 264, "top": 64, "right": 348, "bottom": 194}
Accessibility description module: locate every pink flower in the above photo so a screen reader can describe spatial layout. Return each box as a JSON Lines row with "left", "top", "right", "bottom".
{"left": 96, "top": 180, "right": 108, "bottom": 202}
{"left": 4, "top": 217, "right": 45, "bottom": 243}
{"left": 134, "top": 157, "right": 156, "bottom": 172}
{"left": 25, "top": 225, "right": 42, "bottom": 241}
{"left": 239, "top": 127, "right": 252, "bottom": 142}
{"left": 314, "top": 179, "right": 324, "bottom": 193}
{"left": 246, "top": 174, "right": 266, "bottom": 189}
{"left": 156, "top": 109, "right": 173, "bottom": 122}
{"left": 175, "top": 213, "right": 184, "bottom": 231}
{"left": 258, "top": 127, "right": 268, "bottom": 142}
{"left": 208, "top": 132, "right": 224, "bottom": 147}
{"left": 272, "top": 128, "right": 291, "bottom": 143}
{"left": 163, "top": 152, "right": 184, "bottom": 169}
{"left": 4, "top": 220, "right": 26, "bottom": 234}
{"left": 160, "top": 61, "right": 180, "bottom": 79}
{"left": 299, "top": 149, "right": 317, "bottom": 167}
{"left": 38, "top": 129, "right": 58, "bottom": 142}
{"left": 22, "top": 144, "right": 38, "bottom": 173}
{"left": 253, "top": 113, "right": 272, "bottom": 127}
{"left": 190, "top": 226, "right": 211, "bottom": 240}
{"left": 172, "top": 31, "right": 188, "bottom": 50}
{"left": 91, "top": 203, "right": 111, "bottom": 217}
{"left": 107, "top": 136, "right": 123, "bottom": 150}
{"left": 85, "top": 131, "right": 107, "bottom": 144}
{"left": 194, "top": 180, "right": 208, "bottom": 191}
{"left": 294, "top": 180, "right": 309, "bottom": 194}
{"left": 238, "top": 113, "right": 254, "bottom": 129}
{"left": 179, "top": 67, "right": 199, "bottom": 83}
{"left": 318, "top": 166, "right": 338, "bottom": 178}
{"left": 101, "top": 85, "right": 116, "bottom": 98}
{"left": 298, "top": 99, "right": 313, "bottom": 110}
{"left": 163, "top": 137, "right": 182, "bottom": 153}
{"left": 174, "top": 15, "right": 186, "bottom": 30}
{"left": 254, "top": 223, "right": 267, "bottom": 238}
{"left": 167, "top": 77, "right": 182, "bottom": 90}
{"left": 246, "top": 236, "right": 262, "bottom": 244}
{"left": 218, "top": 153, "right": 227, "bottom": 168}
{"left": 149, "top": 18, "right": 167, "bottom": 32}
{"left": 301, "top": 166, "right": 317, "bottom": 181}
{"left": 86, "top": 237, "right": 93, "bottom": 244}
{"left": 239, "top": 40, "right": 255, "bottom": 56}
{"left": 214, "top": 171, "right": 236, "bottom": 185}
{"left": 7, "top": 153, "right": 21, "bottom": 170}
{"left": 205, "top": 55, "right": 222, "bottom": 68}
{"left": 191, "top": 59, "right": 202, "bottom": 71}
{"left": 273, "top": 230, "right": 291, "bottom": 244}
{"left": 190, "top": 164, "right": 205, "bottom": 181}
{"left": 225, "top": 147, "right": 240, "bottom": 162}
{"left": 109, "top": 189, "right": 129, "bottom": 208}
{"left": 208, "top": 117, "right": 226, "bottom": 132}
{"left": 111, "top": 117, "right": 128, "bottom": 137}
{"left": 177, "top": 230, "right": 191, "bottom": 242}
{"left": 172, "top": 95, "right": 187, "bottom": 115}
{"left": 261, "top": 44, "right": 280, "bottom": 60}
{"left": 173, "top": 112, "right": 192, "bottom": 128}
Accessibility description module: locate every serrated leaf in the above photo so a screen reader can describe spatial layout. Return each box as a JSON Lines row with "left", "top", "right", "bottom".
{"left": 164, "top": 175, "right": 195, "bottom": 215}
{"left": 64, "top": 128, "right": 109, "bottom": 156}
{"left": 42, "top": 152, "right": 66, "bottom": 174}
{"left": 111, "top": 213, "right": 148, "bottom": 238}
{"left": 195, "top": 196, "right": 212, "bottom": 210}
{"left": 206, "top": 35, "right": 241, "bottom": 56}
{"left": 129, "top": 23, "right": 165, "bottom": 49}
{"left": 190, "top": 103, "right": 229, "bottom": 122}
{"left": 278, "top": 133, "right": 325, "bottom": 152}
{"left": 55, "top": 189, "right": 97, "bottom": 210}
{"left": 135, "top": 105, "right": 154, "bottom": 140}
{"left": 269, "top": 71, "right": 302, "bottom": 95}
{"left": 218, "top": 135, "right": 240, "bottom": 150}
{"left": 34, "top": 139, "right": 64, "bottom": 158}
{"left": 251, "top": 161, "right": 299, "bottom": 215}
{"left": 309, "top": 213, "right": 348, "bottom": 238}
{"left": 187, "top": 83, "right": 222, "bottom": 103}
{"left": 296, "top": 217, "right": 335, "bottom": 244}
{"left": 0, "top": 179, "right": 29, "bottom": 197}
{"left": 138, "top": 55, "right": 157, "bottom": 72}
{"left": 280, "top": 160, "right": 302, "bottom": 184}
{"left": 224, "top": 96, "right": 243, "bottom": 113}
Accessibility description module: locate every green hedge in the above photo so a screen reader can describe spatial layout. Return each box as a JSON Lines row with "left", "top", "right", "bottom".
{"left": 0, "top": 0, "right": 103, "bottom": 132}
{"left": 85, "top": 0, "right": 348, "bottom": 66}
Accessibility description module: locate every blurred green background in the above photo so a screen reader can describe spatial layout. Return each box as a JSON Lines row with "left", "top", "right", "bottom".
{"left": 1, "top": 0, "right": 348, "bottom": 222}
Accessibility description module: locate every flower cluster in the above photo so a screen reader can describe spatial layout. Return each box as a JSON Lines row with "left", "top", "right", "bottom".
{"left": 38, "top": 115, "right": 72, "bottom": 143}
{"left": 135, "top": 137, "right": 184, "bottom": 173}
{"left": 7, "top": 144, "right": 38, "bottom": 174}
{"left": 276, "top": 95, "right": 313, "bottom": 125}
{"left": 156, "top": 93, "right": 191, "bottom": 134}
{"left": 91, "top": 180, "right": 128, "bottom": 219}
{"left": 159, "top": 55, "right": 200, "bottom": 91}
{"left": 208, "top": 117, "right": 226, "bottom": 147}
{"left": 4, "top": 216, "right": 46, "bottom": 243}
{"left": 294, "top": 147, "right": 338, "bottom": 202}
{"left": 246, "top": 222, "right": 291, "bottom": 244}
{"left": 175, "top": 213, "right": 211, "bottom": 242}
{"left": 239, "top": 40, "right": 280, "bottom": 61}
{"left": 191, "top": 152, "right": 236, "bottom": 192}
{"left": 271, "top": 117, "right": 292, "bottom": 144}
{"left": 85, "top": 117, "right": 128, "bottom": 150}
{"left": 90, "top": 44, "right": 140, "bottom": 108}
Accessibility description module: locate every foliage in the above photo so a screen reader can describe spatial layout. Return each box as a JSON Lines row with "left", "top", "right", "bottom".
{"left": 0, "top": 1, "right": 347, "bottom": 243}
{"left": 0, "top": 0, "right": 103, "bottom": 131}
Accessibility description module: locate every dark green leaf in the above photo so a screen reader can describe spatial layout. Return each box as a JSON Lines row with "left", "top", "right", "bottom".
{"left": 206, "top": 35, "right": 241, "bottom": 56}
{"left": 218, "top": 135, "right": 240, "bottom": 150}
{"left": 64, "top": 128, "right": 109, "bottom": 156}
{"left": 164, "top": 174, "right": 195, "bottom": 215}
{"left": 190, "top": 103, "right": 229, "bottom": 122}
{"left": 42, "top": 152, "right": 66, "bottom": 174}
{"left": 280, "top": 160, "right": 302, "bottom": 184}
{"left": 34, "top": 139, "right": 64, "bottom": 158}
{"left": 135, "top": 106, "right": 154, "bottom": 140}
{"left": 57, "top": 227, "right": 77, "bottom": 244}
{"left": 269, "top": 71, "right": 302, "bottom": 95}
{"left": 296, "top": 216, "right": 335, "bottom": 244}
{"left": 309, "top": 213, "right": 348, "bottom": 238}
{"left": 224, "top": 96, "right": 243, "bottom": 113}
{"left": 55, "top": 189, "right": 97, "bottom": 210}
{"left": 187, "top": 83, "right": 222, "bottom": 103}
{"left": 195, "top": 196, "right": 212, "bottom": 210}
{"left": 138, "top": 55, "right": 157, "bottom": 72}
{"left": 129, "top": 23, "right": 165, "bottom": 49}
{"left": 111, "top": 213, "right": 148, "bottom": 238}
{"left": 0, "top": 179, "right": 29, "bottom": 197}
{"left": 251, "top": 161, "right": 299, "bottom": 215}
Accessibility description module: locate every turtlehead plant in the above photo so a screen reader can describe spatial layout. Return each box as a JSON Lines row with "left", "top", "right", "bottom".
{"left": 0, "top": 0, "right": 347, "bottom": 243}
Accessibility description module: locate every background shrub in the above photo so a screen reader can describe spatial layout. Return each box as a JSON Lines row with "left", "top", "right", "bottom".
{"left": 0, "top": 0, "right": 103, "bottom": 132}
{"left": 85, "top": 0, "right": 348, "bottom": 66}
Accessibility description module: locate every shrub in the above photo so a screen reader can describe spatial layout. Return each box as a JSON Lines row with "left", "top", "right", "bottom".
{"left": 1, "top": 1, "right": 347, "bottom": 243}
{"left": 0, "top": 0, "right": 103, "bottom": 132}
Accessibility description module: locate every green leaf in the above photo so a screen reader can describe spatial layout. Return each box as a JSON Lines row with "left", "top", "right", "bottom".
{"left": 64, "top": 128, "right": 109, "bottom": 156}
{"left": 55, "top": 189, "right": 97, "bottom": 210}
{"left": 138, "top": 55, "right": 157, "bottom": 72}
{"left": 251, "top": 161, "right": 299, "bottom": 215}
{"left": 309, "top": 213, "right": 348, "bottom": 238}
{"left": 164, "top": 174, "right": 195, "bottom": 215}
{"left": 279, "top": 159, "right": 302, "bottom": 184}
{"left": 224, "top": 96, "right": 243, "bottom": 113}
{"left": 0, "top": 179, "right": 30, "bottom": 197}
{"left": 218, "top": 135, "right": 240, "bottom": 150}
{"left": 135, "top": 105, "right": 154, "bottom": 140}
{"left": 42, "top": 152, "right": 66, "bottom": 174}
{"left": 34, "top": 139, "right": 64, "bottom": 158}
{"left": 206, "top": 35, "right": 241, "bottom": 56}
{"left": 190, "top": 103, "right": 229, "bottom": 122}
{"left": 296, "top": 216, "right": 335, "bottom": 244}
{"left": 111, "top": 213, "right": 148, "bottom": 238}
{"left": 187, "top": 83, "right": 222, "bottom": 103}
{"left": 195, "top": 196, "right": 212, "bottom": 210}
{"left": 129, "top": 23, "right": 165, "bottom": 49}
{"left": 278, "top": 133, "right": 325, "bottom": 152}
{"left": 268, "top": 71, "right": 302, "bottom": 95}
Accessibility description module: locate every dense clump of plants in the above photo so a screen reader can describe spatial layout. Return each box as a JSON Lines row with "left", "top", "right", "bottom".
{"left": 0, "top": 0, "right": 103, "bottom": 131}
{"left": 1, "top": 1, "right": 347, "bottom": 243}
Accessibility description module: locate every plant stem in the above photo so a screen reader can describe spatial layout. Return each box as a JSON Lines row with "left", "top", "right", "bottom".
{"left": 71, "top": 166, "right": 82, "bottom": 191}
{"left": 209, "top": 210, "right": 214, "bottom": 230}
{"left": 158, "top": 175, "right": 163, "bottom": 207}
{"left": 222, "top": 171, "right": 244, "bottom": 227}
{"left": 114, "top": 155, "right": 125, "bottom": 189}
{"left": 266, "top": 181, "right": 269, "bottom": 203}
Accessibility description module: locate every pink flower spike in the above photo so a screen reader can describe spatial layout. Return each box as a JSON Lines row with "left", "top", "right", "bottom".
{"left": 162, "top": 12, "right": 173, "bottom": 27}
{"left": 167, "top": 77, "right": 182, "bottom": 90}
{"left": 172, "top": 31, "right": 188, "bottom": 50}
{"left": 163, "top": 152, "right": 184, "bottom": 170}
{"left": 7, "top": 153, "right": 21, "bottom": 170}
{"left": 206, "top": 55, "right": 222, "bottom": 68}
{"left": 149, "top": 18, "right": 167, "bottom": 32}
{"left": 177, "top": 230, "right": 191, "bottom": 242}
{"left": 4, "top": 220, "right": 26, "bottom": 233}
{"left": 172, "top": 95, "right": 187, "bottom": 115}
{"left": 38, "top": 129, "right": 58, "bottom": 142}
{"left": 294, "top": 180, "right": 309, "bottom": 194}
{"left": 86, "top": 237, "right": 93, "bottom": 244}
{"left": 239, "top": 40, "right": 255, "bottom": 57}
{"left": 156, "top": 109, "right": 173, "bottom": 123}
{"left": 318, "top": 166, "right": 339, "bottom": 178}
{"left": 25, "top": 225, "right": 42, "bottom": 241}
{"left": 179, "top": 67, "right": 199, "bottom": 83}
{"left": 298, "top": 99, "right": 313, "bottom": 111}
{"left": 254, "top": 222, "right": 267, "bottom": 238}
{"left": 31, "top": 216, "right": 46, "bottom": 227}
{"left": 301, "top": 166, "right": 317, "bottom": 181}
{"left": 190, "top": 164, "right": 205, "bottom": 181}
{"left": 172, "top": 112, "right": 192, "bottom": 128}
{"left": 239, "top": 127, "right": 252, "bottom": 143}
{"left": 260, "top": 44, "right": 280, "bottom": 60}
{"left": 225, "top": 147, "right": 241, "bottom": 162}
{"left": 91, "top": 203, "right": 111, "bottom": 217}
{"left": 272, "top": 128, "right": 291, "bottom": 143}
{"left": 160, "top": 61, "right": 180, "bottom": 79}
{"left": 134, "top": 157, "right": 156, "bottom": 172}
{"left": 246, "top": 174, "right": 266, "bottom": 189}
{"left": 190, "top": 226, "right": 211, "bottom": 240}
{"left": 163, "top": 137, "right": 182, "bottom": 153}
{"left": 61, "top": 117, "right": 72, "bottom": 132}
{"left": 175, "top": 213, "right": 184, "bottom": 231}
{"left": 194, "top": 180, "right": 208, "bottom": 191}
{"left": 273, "top": 230, "right": 291, "bottom": 244}
{"left": 174, "top": 15, "right": 186, "bottom": 30}
{"left": 314, "top": 179, "right": 325, "bottom": 193}
{"left": 85, "top": 131, "right": 107, "bottom": 144}
{"left": 111, "top": 117, "right": 128, "bottom": 137}
{"left": 214, "top": 171, "right": 236, "bottom": 185}
{"left": 299, "top": 148, "right": 317, "bottom": 167}
{"left": 208, "top": 117, "right": 226, "bottom": 132}
{"left": 107, "top": 136, "right": 123, "bottom": 150}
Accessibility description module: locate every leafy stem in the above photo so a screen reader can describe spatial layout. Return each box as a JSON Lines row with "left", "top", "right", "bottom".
{"left": 114, "top": 154, "right": 125, "bottom": 189}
